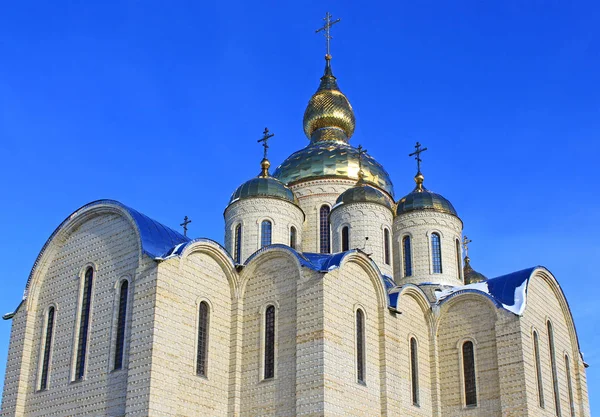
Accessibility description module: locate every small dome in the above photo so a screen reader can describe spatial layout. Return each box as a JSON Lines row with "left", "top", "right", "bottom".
{"left": 335, "top": 184, "right": 392, "bottom": 210}
{"left": 464, "top": 258, "right": 487, "bottom": 284}
{"left": 396, "top": 173, "right": 457, "bottom": 217}
{"left": 229, "top": 176, "right": 297, "bottom": 205}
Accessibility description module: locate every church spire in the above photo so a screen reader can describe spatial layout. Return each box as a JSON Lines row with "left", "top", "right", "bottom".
{"left": 303, "top": 12, "right": 355, "bottom": 144}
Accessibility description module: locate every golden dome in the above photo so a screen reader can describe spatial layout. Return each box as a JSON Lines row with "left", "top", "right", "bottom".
{"left": 303, "top": 58, "right": 355, "bottom": 143}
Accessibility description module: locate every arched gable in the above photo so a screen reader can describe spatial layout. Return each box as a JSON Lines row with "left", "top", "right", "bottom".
{"left": 335, "top": 251, "right": 389, "bottom": 310}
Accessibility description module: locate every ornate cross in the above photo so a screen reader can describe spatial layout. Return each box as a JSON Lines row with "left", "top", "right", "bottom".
{"left": 315, "top": 12, "right": 341, "bottom": 58}
{"left": 462, "top": 235, "right": 472, "bottom": 258}
{"left": 409, "top": 141, "right": 428, "bottom": 173}
{"left": 180, "top": 216, "right": 192, "bottom": 237}
{"left": 257, "top": 127, "right": 275, "bottom": 159}
{"left": 357, "top": 144, "right": 367, "bottom": 172}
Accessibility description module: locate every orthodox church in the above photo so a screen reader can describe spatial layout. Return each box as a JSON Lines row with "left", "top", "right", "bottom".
{"left": 0, "top": 15, "right": 591, "bottom": 417}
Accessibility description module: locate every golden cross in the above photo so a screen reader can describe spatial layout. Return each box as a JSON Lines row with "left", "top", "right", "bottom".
{"left": 462, "top": 235, "right": 472, "bottom": 258}
{"left": 409, "top": 141, "right": 428, "bottom": 173}
{"left": 257, "top": 127, "right": 275, "bottom": 159}
{"left": 180, "top": 216, "right": 192, "bottom": 237}
{"left": 315, "top": 12, "right": 341, "bottom": 58}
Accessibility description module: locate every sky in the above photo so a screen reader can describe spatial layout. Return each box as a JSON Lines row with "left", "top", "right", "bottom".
{"left": 0, "top": 0, "right": 599, "bottom": 411}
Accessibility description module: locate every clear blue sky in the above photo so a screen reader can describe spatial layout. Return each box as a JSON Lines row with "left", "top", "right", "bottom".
{"left": 0, "top": 0, "right": 598, "bottom": 411}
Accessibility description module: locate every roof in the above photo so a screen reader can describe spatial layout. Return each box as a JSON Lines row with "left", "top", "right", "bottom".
{"left": 228, "top": 176, "right": 298, "bottom": 205}
{"left": 396, "top": 187, "right": 458, "bottom": 217}
{"left": 334, "top": 184, "right": 393, "bottom": 210}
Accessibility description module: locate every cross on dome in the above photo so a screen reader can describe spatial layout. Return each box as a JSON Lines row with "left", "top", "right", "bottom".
{"left": 257, "top": 127, "right": 275, "bottom": 177}
{"left": 315, "top": 12, "right": 341, "bottom": 60}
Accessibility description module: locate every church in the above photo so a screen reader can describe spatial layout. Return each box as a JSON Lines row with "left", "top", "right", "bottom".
{"left": 0, "top": 14, "right": 591, "bottom": 417}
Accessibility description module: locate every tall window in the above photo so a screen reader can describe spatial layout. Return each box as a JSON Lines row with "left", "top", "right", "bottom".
{"left": 75, "top": 267, "right": 94, "bottom": 380}
{"left": 196, "top": 301, "right": 210, "bottom": 377}
{"left": 356, "top": 309, "right": 366, "bottom": 384}
{"left": 403, "top": 236, "right": 412, "bottom": 277}
{"left": 234, "top": 224, "right": 242, "bottom": 263}
{"left": 547, "top": 321, "right": 561, "bottom": 416}
{"left": 264, "top": 305, "right": 276, "bottom": 379}
{"left": 533, "top": 331, "right": 545, "bottom": 408}
{"left": 290, "top": 226, "right": 297, "bottom": 249}
{"left": 39, "top": 306, "right": 55, "bottom": 390}
{"left": 431, "top": 233, "right": 442, "bottom": 274}
{"left": 456, "top": 239, "right": 462, "bottom": 281}
{"left": 384, "top": 229, "right": 391, "bottom": 265}
{"left": 565, "top": 355, "right": 575, "bottom": 417}
{"left": 410, "top": 337, "right": 419, "bottom": 406}
{"left": 319, "top": 205, "right": 331, "bottom": 253}
{"left": 113, "top": 280, "right": 128, "bottom": 371}
{"left": 462, "top": 341, "right": 477, "bottom": 407}
{"left": 341, "top": 226, "right": 350, "bottom": 251}
{"left": 261, "top": 220, "right": 272, "bottom": 248}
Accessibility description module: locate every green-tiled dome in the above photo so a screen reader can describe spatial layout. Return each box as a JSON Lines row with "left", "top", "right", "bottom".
{"left": 335, "top": 184, "right": 392, "bottom": 210}
{"left": 273, "top": 142, "right": 394, "bottom": 197}
{"left": 396, "top": 173, "right": 457, "bottom": 217}
{"left": 229, "top": 176, "right": 298, "bottom": 205}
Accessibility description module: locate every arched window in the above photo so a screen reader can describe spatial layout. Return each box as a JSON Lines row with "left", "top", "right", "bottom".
{"left": 410, "top": 337, "right": 419, "bottom": 406}
{"left": 547, "top": 321, "right": 561, "bottom": 415}
{"left": 384, "top": 229, "right": 391, "bottom": 265}
{"left": 234, "top": 224, "right": 242, "bottom": 263}
{"left": 319, "top": 205, "right": 331, "bottom": 253}
{"left": 264, "top": 305, "right": 276, "bottom": 379}
{"left": 533, "top": 331, "right": 545, "bottom": 408}
{"left": 290, "top": 226, "right": 297, "bottom": 249}
{"left": 431, "top": 232, "right": 442, "bottom": 273}
{"left": 196, "top": 301, "right": 210, "bottom": 377}
{"left": 565, "top": 355, "right": 575, "bottom": 417}
{"left": 261, "top": 220, "right": 272, "bottom": 248}
{"left": 75, "top": 267, "right": 94, "bottom": 380}
{"left": 356, "top": 309, "right": 366, "bottom": 384}
{"left": 456, "top": 239, "right": 462, "bottom": 281}
{"left": 403, "top": 236, "right": 412, "bottom": 277}
{"left": 341, "top": 226, "right": 350, "bottom": 252}
{"left": 113, "top": 280, "right": 128, "bottom": 371}
{"left": 39, "top": 306, "right": 55, "bottom": 390}
{"left": 462, "top": 341, "right": 477, "bottom": 407}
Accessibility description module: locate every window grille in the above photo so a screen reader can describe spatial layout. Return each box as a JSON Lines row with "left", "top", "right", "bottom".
{"left": 234, "top": 224, "right": 242, "bottom": 263}
{"left": 39, "top": 306, "right": 55, "bottom": 390}
{"left": 462, "top": 341, "right": 477, "bottom": 406}
{"left": 264, "top": 305, "right": 275, "bottom": 379}
{"left": 75, "top": 267, "right": 94, "bottom": 380}
{"left": 196, "top": 302, "right": 209, "bottom": 376}
{"left": 403, "top": 236, "right": 412, "bottom": 277}
{"left": 319, "top": 206, "right": 331, "bottom": 253}
{"left": 261, "top": 220, "right": 272, "bottom": 248}
{"left": 113, "top": 280, "right": 128, "bottom": 371}
{"left": 431, "top": 233, "right": 442, "bottom": 273}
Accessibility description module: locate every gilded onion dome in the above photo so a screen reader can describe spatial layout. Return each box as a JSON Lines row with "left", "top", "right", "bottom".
{"left": 303, "top": 58, "right": 355, "bottom": 143}
{"left": 396, "top": 173, "right": 458, "bottom": 217}
{"left": 229, "top": 158, "right": 298, "bottom": 205}
{"left": 463, "top": 257, "right": 488, "bottom": 284}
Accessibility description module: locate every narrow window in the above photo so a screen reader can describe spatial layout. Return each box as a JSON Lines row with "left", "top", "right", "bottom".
{"left": 342, "top": 226, "right": 350, "bottom": 252}
{"left": 196, "top": 301, "right": 209, "bottom": 377}
{"left": 431, "top": 232, "right": 443, "bottom": 273}
{"left": 547, "top": 321, "right": 561, "bottom": 416}
{"left": 462, "top": 341, "right": 477, "bottom": 406}
{"left": 113, "top": 280, "right": 128, "bottom": 371}
{"left": 356, "top": 309, "right": 366, "bottom": 384}
{"left": 410, "top": 337, "right": 419, "bottom": 406}
{"left": 403, "top": 236, "right": 412, "bottom": 277}
{"left": 261, "top": 220, "right": 272, "bottom": 248}
{"left": 533, "top": 331, "right": 545, "bottom": 408}
{"left": 234, "top": 224, "right": 242, "bottom": 263}
{"left": 264, "top": 305, "right": 275, "bottom": 379}
{"left": 384, "top": 229, "right": 391, "bottom": 265}
{"left": 39, "top": 306, "right": 55, "bottom": 390}
{"left": 290, "top": 226, "right": 297, "bottom": 249}
{"left": 456, "top": 239, "right": 462, "bottom": 281}
{"left": 319, "top": 205, "right": 331, "bottom": 253}
{"left": 75, "top": 267, "right": 94, "bottom": 380}
{"left": 565, "top": 355, "right": 575, "bottom": 417}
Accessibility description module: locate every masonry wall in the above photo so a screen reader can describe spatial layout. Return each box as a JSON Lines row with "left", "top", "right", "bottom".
{"left": 519, "top": 273, "right": 591, "bottom": 417}
{"left": 393, "top": 211, "right": 463, "bottom": 286}
{"left": 1, "top": 212, "right": 141, "bottom": 417}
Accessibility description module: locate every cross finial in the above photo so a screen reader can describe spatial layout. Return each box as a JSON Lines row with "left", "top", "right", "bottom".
{"left": 257, "top": 127, "right": 275, "bottom": 160}
{"left": 357, "top": 144, "right": 367, "bottom": 182}
{"left": 409, "top": 141, "right": 428, "bottom": 174}
{"left": 462, "top": 235, "right": 473, "bottom": 259}
{"left": 315, "top": 12, "right": 341, "bottom": 60}
{"left": 180, "top": 216, "right": 192, "bottom": 237}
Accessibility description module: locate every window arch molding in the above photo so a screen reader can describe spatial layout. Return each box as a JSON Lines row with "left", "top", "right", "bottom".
{"left": 400, "top": 233, "right": 414, "bottom": 277}
{"left": 426, "top": 229, "right": 444, "bottom": 274}
{"left": 71, "top": 263, "right": 97, "bottom": 381}
{"left": 194, "top": 297, "right": 213, "bottom": 378}
{"left": 256, "top": 216, "right": 276, "bottom": 248}
{"left": 259, "top": 302, "right": 280, "bottom": 381}
{"left": 109, "top": 276, "right": 132, "bottom": 372}
{"left": 36, "top": 303, "right": 58, "bottom": 391}
{"left": 456, "top": 337, "right": 479, "bottom": 408}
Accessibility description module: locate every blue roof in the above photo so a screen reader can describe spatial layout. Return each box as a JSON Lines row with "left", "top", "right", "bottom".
{"left": 486, "top": 266, "right": 537, "bottom": 308}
